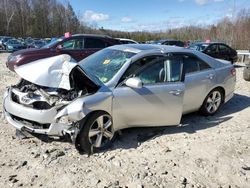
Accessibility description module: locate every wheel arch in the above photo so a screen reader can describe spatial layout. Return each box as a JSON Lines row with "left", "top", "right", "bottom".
{"left": 200, "top": 85, "right": 226, "bottom": 110}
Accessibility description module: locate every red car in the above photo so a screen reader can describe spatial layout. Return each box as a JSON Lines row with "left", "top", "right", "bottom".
{"left": 6, "top": 34, "right": 120, "bottom": 71}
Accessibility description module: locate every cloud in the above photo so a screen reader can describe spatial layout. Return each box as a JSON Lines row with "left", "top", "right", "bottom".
{"left": 121, "top": 17, "right": 133, "bottom": 23}
{"left": 194, "top": 0, "right": 224, "bottom": 5}
{"left": 83, "top": 10, "right": 109, "bottom": 22}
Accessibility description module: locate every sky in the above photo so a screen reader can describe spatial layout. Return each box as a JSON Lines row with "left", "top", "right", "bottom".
{"left": 65, "top": 0, "right": 250, "bottom": 32}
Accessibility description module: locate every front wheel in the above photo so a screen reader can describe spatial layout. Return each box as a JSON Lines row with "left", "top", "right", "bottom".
{"left": 76, "top": 111, "right": 115, "bottom": 154}
{"left": 200, "top": 89, "right": 223, "bottom": 116}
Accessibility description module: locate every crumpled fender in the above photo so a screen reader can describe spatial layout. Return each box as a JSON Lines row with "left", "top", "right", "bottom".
{"left": 55, "top": 86, "right": 113, "bottom": 121}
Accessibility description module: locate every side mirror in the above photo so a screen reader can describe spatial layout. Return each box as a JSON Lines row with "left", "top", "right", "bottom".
{"left": 125, "top": 77, "right": 142, "bottom": 89}
{"left": 206, "top": 49, "right": 211, "bottom": 53}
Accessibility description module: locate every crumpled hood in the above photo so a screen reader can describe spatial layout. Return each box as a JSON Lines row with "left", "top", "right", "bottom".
{"left": 15, "top": 54, "right": 78, "bottom": 90}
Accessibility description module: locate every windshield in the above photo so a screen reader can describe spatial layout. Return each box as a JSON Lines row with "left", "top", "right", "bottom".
{"left": 79, "top": 48, "right": 136, "bottom": 83}
{"left": 42, "top": 37, "right": 63, "bottom": 48}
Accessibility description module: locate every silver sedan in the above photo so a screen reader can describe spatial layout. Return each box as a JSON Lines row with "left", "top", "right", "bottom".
{"left": 3, "top": 44, "right": 236, "bottom": 153}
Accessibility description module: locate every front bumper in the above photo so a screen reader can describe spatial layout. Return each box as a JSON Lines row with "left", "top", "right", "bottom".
{"left": 3, "top": 88, "right": 73, "bottom": 136}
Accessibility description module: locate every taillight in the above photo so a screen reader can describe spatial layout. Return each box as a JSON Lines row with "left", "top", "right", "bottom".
{"left": 231, "top": 68, "right": 236, "bottom": 76}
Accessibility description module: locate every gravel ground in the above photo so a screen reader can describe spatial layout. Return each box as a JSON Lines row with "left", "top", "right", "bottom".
{"left": 0, "top": 53, "right": 250, "bottom": 188}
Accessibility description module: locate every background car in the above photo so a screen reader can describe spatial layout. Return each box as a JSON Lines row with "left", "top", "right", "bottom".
{"left": 6, "top": 34, "right": 120, "bottom": 71}
{"left": 160, "top": 39, "right": 185, "bottom": 47}
{"left": 189, "top": 42, "right": 238, "bottom": 63}
{"left": 3, "top": 44, "right": 236, "bottom": 153}
{"left": 0, "top": 36, "right": 13, "bottom": 50}
{"left": 116, "top": 38, "right": 139, "bottom": 44}
{"left": 27, "top": 40, "right": 47, "bottom": 48}
{"left": 5, "top": 39, "right": 26, "bottom": 52}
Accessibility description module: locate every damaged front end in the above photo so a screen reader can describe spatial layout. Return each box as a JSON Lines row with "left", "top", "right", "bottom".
{"left": 3, "top": 54, "right": 103, "bottom": 142}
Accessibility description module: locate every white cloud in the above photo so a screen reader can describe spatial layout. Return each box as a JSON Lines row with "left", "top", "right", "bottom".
{"left": 121, "top": 17, "right": 133, "bottom": 23}
{"left": 83, "top": 10, "right": 109, "bottom": 22}
{"left": 194, "top": 0, "right": 224, "bottom": 5}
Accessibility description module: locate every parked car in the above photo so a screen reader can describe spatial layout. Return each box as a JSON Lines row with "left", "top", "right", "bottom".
{"left": 189, "top": 42, "right": 238, "bottom": 63}
{"left": 3, "top": 44, "right": 236, "bottom": 153}
{"left": 6, "top": 34, "right": 120, "bottom": 71}
{"left": 27, "top": 40, "right": 47, "bottom": 48}
{"left": 160, "top": 39, "right": 185, "bottom": 47}
{"left": 0, "top": 36, "right": 13, "bottom": 50}
{"left": 116, "top": 38, "right": 138, "bottom": 44}
{"left": 5, "top": 39, "right": 26, "bottom": 52}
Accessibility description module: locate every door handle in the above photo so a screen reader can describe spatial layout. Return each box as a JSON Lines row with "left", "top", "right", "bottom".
{"left": 206, "top": 74, "right": 214, "bottom": 79}
{"left": 169, "top": 90, "right": 183, "bottom": 96}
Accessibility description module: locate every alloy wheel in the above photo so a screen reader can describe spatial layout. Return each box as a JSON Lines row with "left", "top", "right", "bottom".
{"left": 88, "top": 114, "right": 114, "bottom": 148}
{"left": 205, "top": 91, "right": 222, "bottom": 114}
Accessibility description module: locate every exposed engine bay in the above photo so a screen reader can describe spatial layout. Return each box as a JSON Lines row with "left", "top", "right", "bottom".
{"left": 12, "top": 79, "right": 84, "bottom": 110}
{"left": 11, "top": 64, "right": 100, "bottom": 110}
{"left": 3, "top": 55, "right": 102, "bottom": 143}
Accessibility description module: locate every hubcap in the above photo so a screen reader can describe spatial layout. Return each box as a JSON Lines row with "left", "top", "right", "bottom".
{"left": 88, "top": 115, "right": 114, "bottom": 148}
{"left": 206, "top": 91, "right": 222, "bottom": 113}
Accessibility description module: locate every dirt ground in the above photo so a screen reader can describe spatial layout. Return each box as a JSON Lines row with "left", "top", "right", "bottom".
{"left": 0, "top": 53, "right": 250, "bottom": 188}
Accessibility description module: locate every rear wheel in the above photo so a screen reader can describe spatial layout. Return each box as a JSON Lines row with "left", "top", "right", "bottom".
{"left": 200, "top": 89, "right": 223, "bottom": 116}
{"left": 76, "top": 111, "right": 115, "bottom": 154}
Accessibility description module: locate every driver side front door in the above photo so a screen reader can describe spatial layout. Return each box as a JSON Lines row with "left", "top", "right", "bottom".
{"left": 112, "top": 55, "right": 185, "bottom": 130}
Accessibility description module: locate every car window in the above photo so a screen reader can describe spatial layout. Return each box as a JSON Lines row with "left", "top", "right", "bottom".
{"left": 84, "top": 38, "right": 106, "bottom": 48}
{"left": 219, "top": 44, "right": 230, "bottom": 53}
{"left": 183, "top": 55, "right": 211, "bottom": 74}
{"left": 207, "top": 44, "right": 217, "bottom": 52}
{"left": 136, "top": 57, "right": 182, "bottom": 84}
{"left": 61, "top": 38, "right": 83, "bottom": 50}
{"left": 120, "top": 56, "right": 161, "bottom": 83}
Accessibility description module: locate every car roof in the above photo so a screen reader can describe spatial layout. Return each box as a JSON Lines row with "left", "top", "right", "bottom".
{"left": 72, "top": 34, "right": 112, "bottom": 38}
{"left": 109, "top": 44, "right": 227, "bottom": 69}
{"left": 111, "top": 44, "right": 188, "bottom": 53}
{"left": 193, "top": 42, "right": 227, "bottom": 45}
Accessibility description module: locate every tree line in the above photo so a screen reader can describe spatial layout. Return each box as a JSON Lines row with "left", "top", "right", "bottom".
{"left": 0, "top": 0, "right": 249, "bottom": 49}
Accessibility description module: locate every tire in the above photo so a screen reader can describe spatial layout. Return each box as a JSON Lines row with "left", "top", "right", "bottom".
{"left": 76, "top": 111, "right": 115, "bottom": 154}
{"left": 243, "top": 66, "right": 250, "bottom": 81}
{"left": 200, "top": 89, "right": 223, "bottom": 116}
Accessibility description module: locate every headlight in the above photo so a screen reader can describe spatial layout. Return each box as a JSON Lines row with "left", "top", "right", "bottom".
{"left": 7, "top": 54, "right": 22, "bottom": 62}
{"left": 7, "top": 46, "right": 13, "bottom": 49}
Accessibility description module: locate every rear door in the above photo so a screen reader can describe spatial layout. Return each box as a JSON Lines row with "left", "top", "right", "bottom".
{"left": 182, "top": 54, "right": 216, "bottom": 113}
{"left": 113, "top": 55, "right": 185, "bottom": 129}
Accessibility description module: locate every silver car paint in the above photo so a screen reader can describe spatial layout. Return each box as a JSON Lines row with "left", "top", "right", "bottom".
{"left": 3, "top": 44, "right": 236, "bottom": 137}
{"left": 15, "top": 54, "right": 77, "bottom": 90}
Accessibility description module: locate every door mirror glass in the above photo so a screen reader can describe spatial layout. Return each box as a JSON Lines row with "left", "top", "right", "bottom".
{"left": 125, "top": 77, "right": 142, "bottom": 89}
